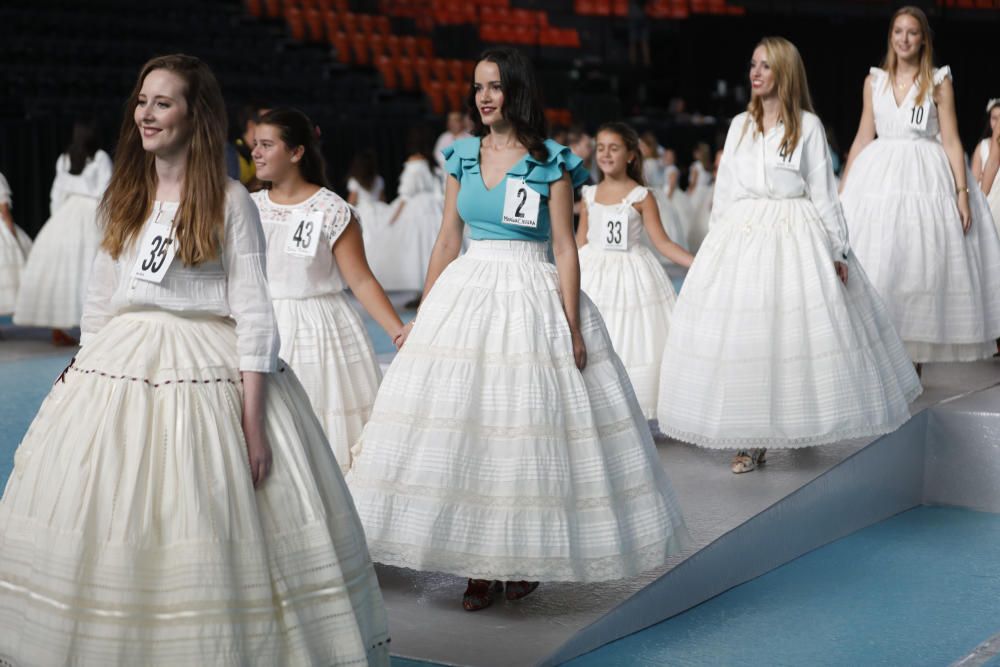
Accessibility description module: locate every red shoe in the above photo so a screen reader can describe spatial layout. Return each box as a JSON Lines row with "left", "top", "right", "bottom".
{"left": 462, "top": 579, "right": 503, "bottom": 611}
{"left": 504, "top": 580, "right": 539, "bottom": 601}
{"left": 51, "top": 329, "right": 79, "bottom": 347}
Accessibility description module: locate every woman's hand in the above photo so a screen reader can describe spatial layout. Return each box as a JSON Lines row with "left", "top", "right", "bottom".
{"left": 393, "top": 320, "right": 415, "bottom": 349}
{"left": 241, "top": 371, "right": 271, "bottom": 488}
{"left": 571, "top": 328, "right": 587, "bottom": 371}
{"left": 834, "top": 260, "right": 848, "bottom": 285}
{"left": 958, "top": 192, "right": 972, "bottom": 234}
{"left": 243, "top": 416, "right": 272, "bottom": 488}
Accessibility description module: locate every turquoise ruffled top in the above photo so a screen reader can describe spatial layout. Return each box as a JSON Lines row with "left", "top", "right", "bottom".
{"left": 442, "top": 137, "right": 589, "bottom": 242}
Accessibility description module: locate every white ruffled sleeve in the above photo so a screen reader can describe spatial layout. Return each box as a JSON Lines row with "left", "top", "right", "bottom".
{"left": 222, "top": 181, "right": 280, "bottom": 373}
{"left": 79, "top": 248, "right": 119, "bottom": 346}
{"left": 803, "top": 115, "right": 850, "bottom": 259}
{"left": 933, "top": 65, "right": 952, "bottom": 86}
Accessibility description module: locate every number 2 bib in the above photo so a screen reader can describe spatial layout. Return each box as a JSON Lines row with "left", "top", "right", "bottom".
{"left": 600, "top": 209, "right": 628, "bottom": 251}
{"left": 284, "top": 209, "right": 325, "bottom": 258}
{"left": 131, "top": 216, "right": 178, "bottom": 284}
{"left": 502, "top": 178, "right": 540, "bottom": 229}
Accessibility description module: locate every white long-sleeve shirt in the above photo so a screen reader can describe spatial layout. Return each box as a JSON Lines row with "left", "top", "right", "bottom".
{"left": 712, "top": 110, "right": 849, "bottom": 258}
{"left": 80, "top": 180, "right": 280, "bottom": 372}
{"left": 49, "top": 150, "right": 113, "bottom": 214}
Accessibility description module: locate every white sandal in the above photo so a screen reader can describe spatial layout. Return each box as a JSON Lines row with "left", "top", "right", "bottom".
{"left": 731, "top": 448, "right": 766, "bottom": 474}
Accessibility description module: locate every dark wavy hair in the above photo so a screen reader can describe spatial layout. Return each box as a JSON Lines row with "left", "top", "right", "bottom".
{"left": 596, "top": 121, "right": 644, "bottom": 186}
{"left": 466, "top": 47, "right": 548, "bottom": 161}
{"left": 348, "top": 148, "right": 379, "bottom": 191}
{"left": 256, "top": 107, "right": 329, "bottom": 189}
{"left": 67, "top": 119, "right": 100, "bottom": 175}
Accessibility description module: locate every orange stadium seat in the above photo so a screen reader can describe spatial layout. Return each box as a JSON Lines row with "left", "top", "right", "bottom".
{"left": 376, "top": 55, "right": 399, "bottom": 88}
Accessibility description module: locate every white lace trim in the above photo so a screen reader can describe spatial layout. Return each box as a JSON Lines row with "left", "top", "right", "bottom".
{"left": 368, "top": 410, "right": 641, "bottom": 442}
{"left": 367, "top": 533, "right": 685, "bottom": 582}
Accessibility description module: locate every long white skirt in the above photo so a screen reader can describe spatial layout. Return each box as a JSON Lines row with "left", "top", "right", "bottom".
{"left": 0, "top": 223, "right": 32, "bottom": 315}
{"left": 363, "top": 192, "right": 443, "bottom": 291}
{"left": 841, "top": 138, "right": 1000, "bottom": 362}
{"left": 274, "top": 292, "right": 382, "bottom": 472}
{"left": 14, "top": 194, "right": 101, "bottom": 328}
{"left": 579, "top": 243, "right": 677, "bottom": 420}
{"left": 346, "top": 240, "right": 688, "bottom": 582}
{"left": 647, "top": 190, "right": 689, "bottom": 261}
{"left": 0, "top": 311, "right": 389, "bottom": 666}
{"left": 657, "top": 199, "right": 922, "bottom": 449}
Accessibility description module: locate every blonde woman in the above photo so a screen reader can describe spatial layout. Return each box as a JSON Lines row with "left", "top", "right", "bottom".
{"left": 0, "top": 55, "right": 389, "bottom": 665}
{"left": 972, "top": 98, "right": 1000, "bottom": 230}
{"left": 657, "top": 37, "right": 920, "bottom": 474}
{"left": 840, "top": 6, "right": 1000, "bottom": 370}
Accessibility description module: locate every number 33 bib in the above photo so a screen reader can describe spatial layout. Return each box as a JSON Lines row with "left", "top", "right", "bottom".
{"left": 503, "top": 178, "right": 540, "bottom": 229}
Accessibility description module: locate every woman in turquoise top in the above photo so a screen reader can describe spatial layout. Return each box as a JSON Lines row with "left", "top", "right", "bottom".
{"left": 346, "top": 47, "right": 688, "bottom": 612}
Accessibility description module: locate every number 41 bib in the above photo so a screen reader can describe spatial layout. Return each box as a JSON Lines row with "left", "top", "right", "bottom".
{"left": 502, "top": 178, "right": 540, "bottom": 229}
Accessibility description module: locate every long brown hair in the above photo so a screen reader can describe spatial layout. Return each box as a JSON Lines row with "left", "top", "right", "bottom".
{"left": 257, "top": 108, "right": 330, "bottom": 189}
{"left": 100, "top": 54, "right": 228, "bottom": 265}
{"left": 882, "top": 6, "right": 935, "bottom": 107}
{"left": 742, "top": 36, "right": 815, "bottom": 157}
{"left": 596, "top": 122, "right": 644, "bottom": 185}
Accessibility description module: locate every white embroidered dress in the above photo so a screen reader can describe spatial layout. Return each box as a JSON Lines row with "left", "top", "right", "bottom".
{"left": 840, "top": 66, "right": 1000, "bottom": 361}
{"left": 578, "top": 184, "right": 678, "bottom": 420}
{"left": 0, "top": 181, "right": 390, "bottom": 666}
{"left": 657, "top": 111, "right": 921, "bottom": 449}
{"left": 253, "top": 187, "right": 383, "bottom": 472}
{"left": 0, "top": 171, "right": 33, "bottom": 314}
{"left": 14, "top": 150, "right": 113, "bottom": 327}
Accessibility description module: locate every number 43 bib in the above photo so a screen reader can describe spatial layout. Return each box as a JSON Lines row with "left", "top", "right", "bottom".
{"left": 285, "top": 209, "right": 325, "bottom": 258}
{"left": 502, "top": 178, "right": 540, "bottom": 229}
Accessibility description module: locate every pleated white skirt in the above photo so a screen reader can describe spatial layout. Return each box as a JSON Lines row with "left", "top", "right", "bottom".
{"left": 0, "top": 223, "right": 32, "bottom": 315}
{"left": 274, "top": 292, "right": 382, "bottom": 472}
{"left": 347, "top": 240, "right": 689, "bottom": 582}
{"left": 14, "top": 194, "right": 101, "bottom": 328}
{"left": 658, "top": 198, "right": 922, "bottom": 449}
{"left": 0, "top": 311, "right": 389, "bottom": 666}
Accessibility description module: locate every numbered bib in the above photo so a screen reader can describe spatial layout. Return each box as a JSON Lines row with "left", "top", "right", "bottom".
{"left": 773, "top": 141, "right": 802, "bottom": 172}
{"left": 131, "top": 218, "right": 177, "bottom": 284}
{"left": 906, "top": 100, "right": 930, "bottom": 131}
{"left": 502, "top": 178, "right": 540, "bottom": 229}
{"left": 601, "top": 210, "right": 628, "bottom": 251}
{"left": 284, "top": 209, "right": 325, "bottom": 258}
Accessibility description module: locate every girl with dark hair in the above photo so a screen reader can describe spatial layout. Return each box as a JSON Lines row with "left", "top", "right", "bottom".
{"left": 251, "top": 108, "right": 405, "bottom": 472}
{"left": 0, "top": 171, "right": 32, "bottom": 316}
{"left": 0, "top": 56, "right": 389, "bottom": 665}
{"left": 347, "top": 147, "right": 386, "bottom": 207}
{"left": 657, "top": 38, "right": 919, "bottom": 474}
{"left": 971, "top": 98, "right": 1000, "bottom": 230}
{"left": 576, "top": 122, "right": 692, "bottom": 428}
{"left": 347, "top": 47, "right": 688, "bottom": 611}
{"left": 14, "top": 119, "right": 112, "bottom": 343}
{"left": 840, "top": 6, "right": 1000, "bottom": 370}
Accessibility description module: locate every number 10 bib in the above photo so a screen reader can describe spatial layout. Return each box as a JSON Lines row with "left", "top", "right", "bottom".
{"left": 502, "top": 178, "right": 540, "bottom": 229}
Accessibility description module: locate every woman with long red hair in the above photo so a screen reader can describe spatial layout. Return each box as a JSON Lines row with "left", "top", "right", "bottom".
{"left": 0, "top": 54, "right": 389, "bottom": 665}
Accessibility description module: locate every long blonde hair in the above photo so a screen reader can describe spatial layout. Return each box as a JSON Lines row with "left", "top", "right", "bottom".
{"left": 743, "top": 36, "right": 815, "bottom": 157}
{"left": 100, "top": 54, "right": 228, "bottom": 265}
{"left": 882, "top": 6, "right": 936, "bottom": 106}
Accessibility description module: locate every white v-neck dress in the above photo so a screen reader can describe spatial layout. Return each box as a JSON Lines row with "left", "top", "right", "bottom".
{"left": 841, "top": 66, "right": 1000, "bottom": 362}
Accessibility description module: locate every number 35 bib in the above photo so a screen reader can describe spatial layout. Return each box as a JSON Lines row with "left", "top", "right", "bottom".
{"left": 131, "top": 217, "right": 178, "bottom": 284}
{"left": 502, "top": 178, "right": 540, "bottom": 229}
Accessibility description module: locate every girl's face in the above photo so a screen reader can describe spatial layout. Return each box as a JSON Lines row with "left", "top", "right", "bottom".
{"left": 662, "top": 148, "right": 676, "bottom": 166}
{"left": 990, "top": 106, "right": 1000, "bottom": 138}
{"left": 639, "top": 139, "right": 655, "bottom": 159}
{"left": 891, "top": 13, "right": 923, "bottom": 62}
{"left": 596, "top": 130, "right": 634, "bottom": 178}
{"left": 134, "top": 68, "right": 192, "bottom": 158}
{"left": 473, "top": 60, "right": 504, "bottom": 127}
{"left": 251, "top": 124, "right": 302, "bottom": 183}
{"left": 749, "top": 45, "right": 776, "bottom": 99}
